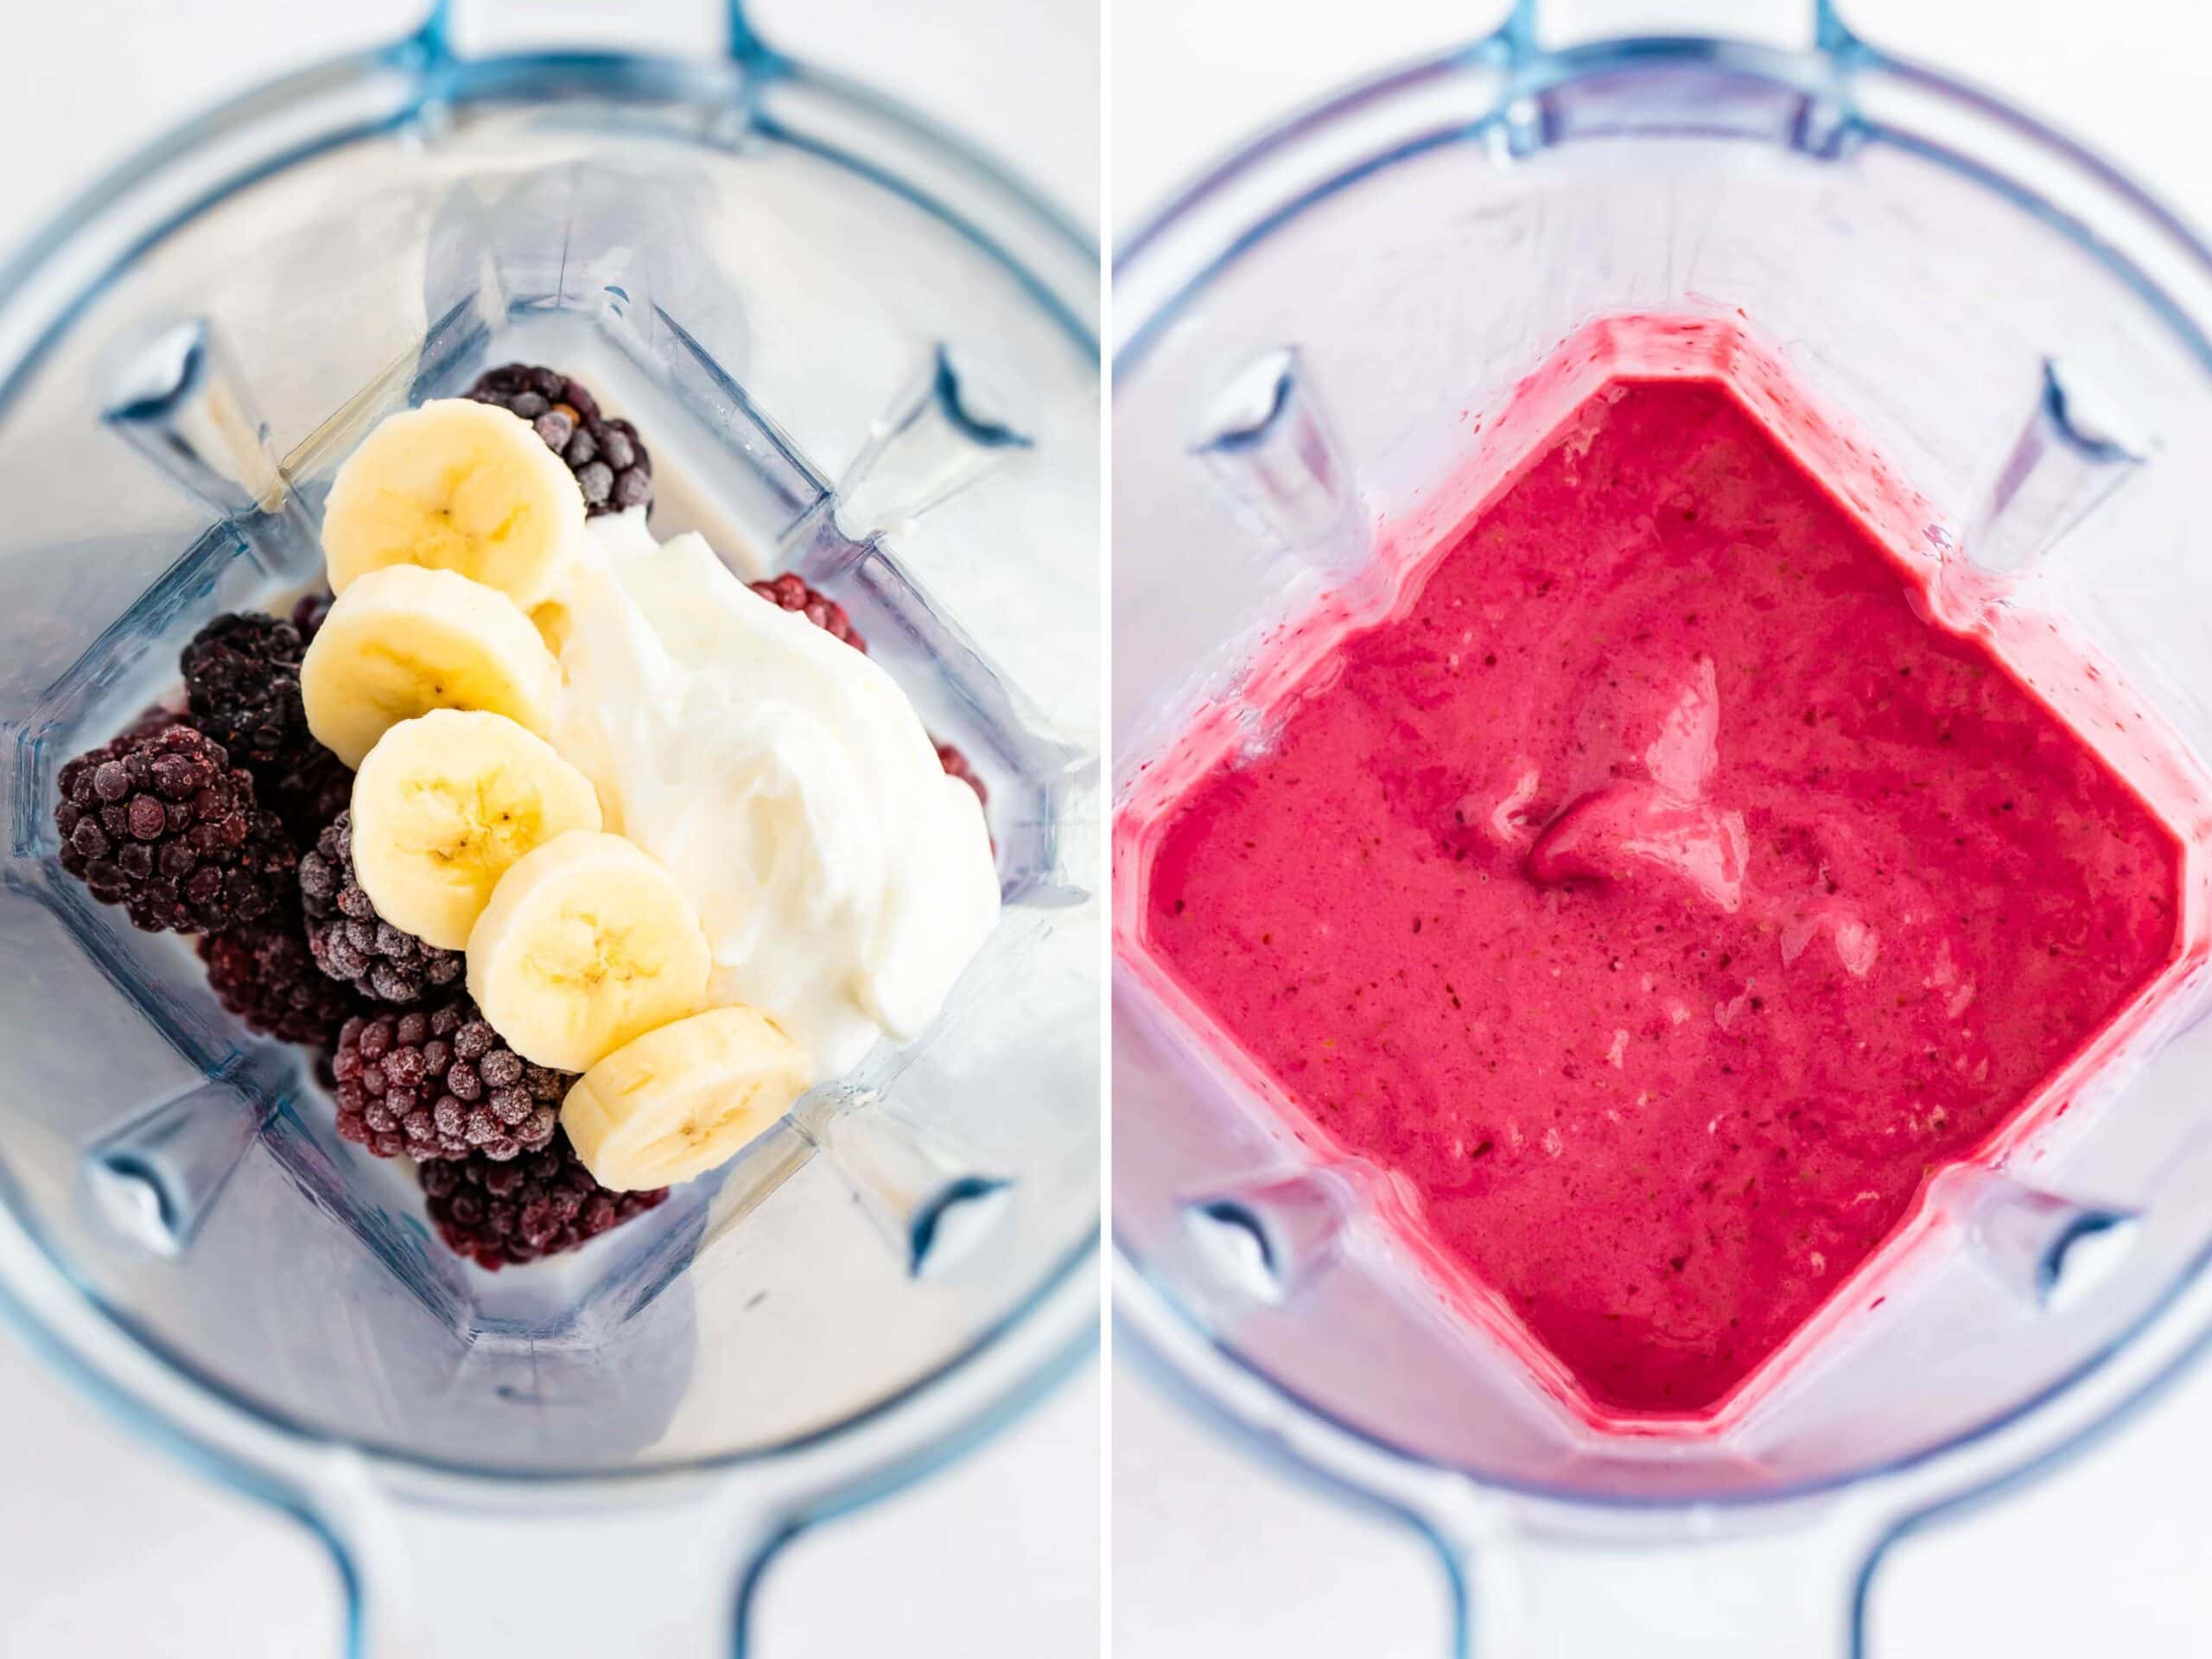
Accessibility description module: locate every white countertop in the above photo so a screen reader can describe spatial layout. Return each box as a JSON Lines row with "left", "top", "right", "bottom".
{"left": 1110, "top": 1, "right": 2212, "bottom": 1654}
{"left": 0, "top": 2, "right": 1099, "bottom": 1655}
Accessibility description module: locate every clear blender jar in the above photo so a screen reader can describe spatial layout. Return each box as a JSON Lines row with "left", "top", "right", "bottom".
{"left": 1114, "top": 0, "right": 2212, "bottom": 1649}
{"left": 0, "top": 1, "right": 1099, "bottom": 1650}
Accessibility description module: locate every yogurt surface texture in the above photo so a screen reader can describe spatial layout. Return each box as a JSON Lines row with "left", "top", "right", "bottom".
{"left": 551, "top": 512, "right": 1001, "bottom": 1077}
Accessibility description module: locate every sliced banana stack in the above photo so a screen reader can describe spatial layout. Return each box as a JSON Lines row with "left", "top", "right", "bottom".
{"left": 315, "top": 391, "right": 843, "bottom": 1198}
{"left": 349, "top": 709, "right": 604, "bottom": 950}
{"left": 468, "top": 831, "right": 713, "bottom": 1073}
{"left": 302, "top": 565, "right": 561, "bottom": 767}
{"left": 563, "top": 1006, "right": 814, "bottom": 1191}
{"left": 321, "top": 397, "right": 584, "bottom": 610}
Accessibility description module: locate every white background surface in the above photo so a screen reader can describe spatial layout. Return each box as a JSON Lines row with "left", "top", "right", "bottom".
{"left": 1110, "top": 2, "right": 2212, "bottom": 1656}
{"left": 0, "top": 3, "right": 1100, "bottom": 1656}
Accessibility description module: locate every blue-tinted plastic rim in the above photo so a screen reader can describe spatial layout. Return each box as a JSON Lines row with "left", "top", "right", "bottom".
{"left": 0, "top": 0, "right": 1099, "bottom": 1548}
{"left": 0, "top": 30, "right": 1096, "bottom": 431}
{"left": 1110, "top": 14, "right": 2212, "bottom": 1529}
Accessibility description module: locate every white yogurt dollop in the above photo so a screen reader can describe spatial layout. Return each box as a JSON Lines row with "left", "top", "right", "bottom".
{"left": 550, "top": 512, "right": 1001, "bottom": 1077}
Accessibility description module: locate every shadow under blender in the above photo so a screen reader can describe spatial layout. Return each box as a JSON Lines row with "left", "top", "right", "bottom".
{"left": 1132, "top": 353, "right": 2185, "bottom": 1417}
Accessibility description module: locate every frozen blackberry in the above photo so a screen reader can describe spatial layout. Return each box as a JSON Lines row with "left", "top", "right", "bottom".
{"left": 181, "top": 612, "right": 309, "bottom": 776}
{"left": 331, "top": 997, "right": 569, "bottom": 1162}
{"left": 299, "top": 811, "right": 463, "bottom": 1004}
{"left": 747, "top": 573, "right": 867, "bottom": 652}
{"left": 465, "top": 364, "right": 652, "bottom": 518}
{"left": 180, "top": 607, "right": 352, "bottom": 845}
{"left": 420, "top": 1128, "right": 667, "bottom": 1270}
{"left": 289, "top": 589, "right": 333, "bottom": 644}
{"left": 54, "top": 724, "right": 296, "bottom": 933}
{"left": 936, "top": 741, "right": 988, "bottom": 806}
{"left": 265, "top": 744, "right": 354, "bottom": 852}
{"left": 200, "top": 919, "right": 361, "bottom": 1044}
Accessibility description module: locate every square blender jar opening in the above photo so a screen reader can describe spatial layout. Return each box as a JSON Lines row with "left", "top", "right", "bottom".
{"left": 0, "top": 97, "right": 1099, "bottom": 1474}
{"left": 1112, "top": 83, "right": 2212, "bottom": 1499}
{"left": 1118, "top": 309, "right": 2210, "bottom": 1433}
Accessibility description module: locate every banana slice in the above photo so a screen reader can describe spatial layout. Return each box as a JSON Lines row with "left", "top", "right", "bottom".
{"left": 302, "top": 564, "right": 560, "bottom": 767}
{"left": 348, "top": 709, "right": 604, "bottom": 950}
{"left": 322, "top": 397, "right": 583, "bottom": 609}
{"left": 467, "top": 831, "right": 712, "bottom": 1072}
{"left": 563, "top": 1005, "right": 813, "bottom": 1191}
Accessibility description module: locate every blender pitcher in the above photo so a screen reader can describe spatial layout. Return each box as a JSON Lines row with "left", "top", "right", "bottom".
{"left": 0, "top": 0, "right": 1099, "bottom": 1651}
{"left": 1113, "top": 0, "right": 2212, "bottom": 1650}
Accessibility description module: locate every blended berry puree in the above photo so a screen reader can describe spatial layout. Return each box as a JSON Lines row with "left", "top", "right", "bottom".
{"left": 1141, "top": 374, "right": 2182, "bottom": 1414}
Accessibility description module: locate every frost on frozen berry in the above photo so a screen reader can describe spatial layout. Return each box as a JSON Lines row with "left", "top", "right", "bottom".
{"left": 747, "top": 573, "right": 867, "bottom": 652}
{"left": 54, "top": 724, "right": 296, "bottom": 933}
{"left": 419, "top": 1128, "right": 667, "bottom": 1270}
{"left": 300, "top": 811, "right": 463, "bottom": 1004}
{"left": 181, "top": 612, "right": 308, "bottom": 775}
{"left": 123, "top": 702, "right": 188, "bottom": 741}
{"left": 331, "top": 998, "right": 568, "bottom": 1162}
{"left": 182, "top": 607, "right": 353, "bottom": 844}
{"left": 465, "top": 363, "right": 652, "bottom": 518}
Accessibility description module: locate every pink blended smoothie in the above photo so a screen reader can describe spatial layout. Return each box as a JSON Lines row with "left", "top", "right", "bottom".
{"left": 1135, "top": 356, "right": 2183, "bottom": 1415}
